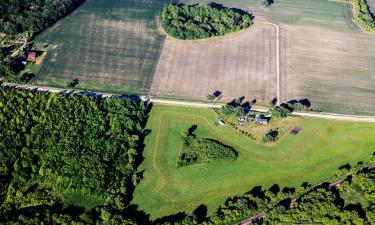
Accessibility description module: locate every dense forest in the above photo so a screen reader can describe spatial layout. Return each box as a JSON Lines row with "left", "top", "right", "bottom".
{"left": 161, "top": 3, "right": 253, "bottom": 40}
{"left": 0, "top": 0, "right": 86, "bottom": 35}
{"left": 0, "top": 86, "right": 147, "bottom": 224}
{"left": 177, "top": 128, "right": 237, "bottom": 167}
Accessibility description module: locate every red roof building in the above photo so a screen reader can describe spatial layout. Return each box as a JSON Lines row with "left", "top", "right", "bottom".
{"left": 27, "top": 51, "right": 37, "bottom": 60}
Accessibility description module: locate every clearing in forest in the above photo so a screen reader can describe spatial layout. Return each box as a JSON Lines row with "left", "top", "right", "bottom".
{"left": 132, "top": 104, "right": 375, "bottom": 219}
{"left": 33, "top": 0, "right": 166, "bottom": 94}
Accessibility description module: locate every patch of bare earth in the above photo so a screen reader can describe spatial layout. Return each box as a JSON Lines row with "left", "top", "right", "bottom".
{"left": 280, "top": 24, "right": 375, "bottom": 114}
{"left": 150, "top": 23, "right": 277, "bottom": 103}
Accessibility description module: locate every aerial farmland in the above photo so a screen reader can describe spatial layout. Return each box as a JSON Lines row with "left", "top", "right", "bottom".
{"left": 2, "top": 0, "right": 375, "bottom": 224}
{"left": 27, "top": 0, "right": 375, "bottom": 115}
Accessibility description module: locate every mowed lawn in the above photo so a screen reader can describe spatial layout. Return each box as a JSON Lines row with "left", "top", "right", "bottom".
{"left": 132, "top": 105, "right": 375, "bottom": 219}
{"left": 34, "top": 0, "right": 166, "bottom": 95}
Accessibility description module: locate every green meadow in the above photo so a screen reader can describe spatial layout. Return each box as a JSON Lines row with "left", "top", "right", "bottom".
{"left": 132, "top": 105, "right": 375, "bottom": 219}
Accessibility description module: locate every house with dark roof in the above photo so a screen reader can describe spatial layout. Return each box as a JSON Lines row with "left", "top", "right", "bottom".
{"left": 255, "top": 114, "right": 269, "bottom": 125}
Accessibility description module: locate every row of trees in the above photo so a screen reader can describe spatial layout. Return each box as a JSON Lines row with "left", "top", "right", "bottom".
{"left": 160, "top": 156, "right": 375, "bottom": 225}
{"left": 0, "top": 86, "right": 148, "bottom": 223}
{"left": 161, "top": 3, "right": 253, "bottom": 40}
{"left": 0, "top": 0, "right": 86, "bottom": 35}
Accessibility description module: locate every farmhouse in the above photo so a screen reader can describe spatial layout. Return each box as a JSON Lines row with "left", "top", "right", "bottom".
{"left": 255, "top": 114, "right": 269, "bottom": 125}
{"left": 26, "top": 50, "right": 37, "bottom": 60}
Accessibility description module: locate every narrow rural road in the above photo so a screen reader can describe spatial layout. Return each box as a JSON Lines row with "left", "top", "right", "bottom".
{"left": 236, "top": 212, "right": 266, "bottom": 225}
{"left": 259, "top": 21, "right": 280, "bottom": 107}
{"left": 3, "top": 83, "right": 375, "bottom": 122}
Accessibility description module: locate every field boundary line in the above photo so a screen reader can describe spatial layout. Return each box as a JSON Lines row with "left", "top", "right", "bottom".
{"left": 258, "top": 21, "right": 280, "bottom": 106}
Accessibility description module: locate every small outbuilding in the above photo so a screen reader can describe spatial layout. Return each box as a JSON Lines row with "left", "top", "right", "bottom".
{"left": 218, "top": 120, "right": 225, "bottom": 126}
{"left": 26, "top": 50, "right": 37, "bottom": 61}
{"left": 255, "top": 114, "right": 269, "bottom": 125}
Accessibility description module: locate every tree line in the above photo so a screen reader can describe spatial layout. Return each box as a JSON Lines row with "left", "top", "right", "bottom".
{"left": 159, "top": 156, "right": 375, "bottom": 225}
{"left": 161, "top": 3, "right": 253, "bottom": 40}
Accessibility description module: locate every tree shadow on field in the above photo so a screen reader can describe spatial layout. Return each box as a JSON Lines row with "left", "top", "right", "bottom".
{"left": 188, "top": 125, "right": 198, "bottom": 137}
{"left": 154, "top": 204, "right": 208, "bottom": 224}
{"left": 208, "top": 2, "right": 255, "bottom": 20}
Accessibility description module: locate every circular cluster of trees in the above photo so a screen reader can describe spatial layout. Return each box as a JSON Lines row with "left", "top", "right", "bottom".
{"left": 161, "top": 3, "right": 253, "bottom": 40}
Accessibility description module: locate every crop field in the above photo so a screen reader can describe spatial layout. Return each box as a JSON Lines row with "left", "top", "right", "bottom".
{"left": 152, "top": 0, "right": 375, "bottom": 115}
{"left": 132, "top": 104, "right": 375, "bottom": 219}
{"left": 33, "top": 0, "right": 166, "bottom": 94}
{"left": 150, "top": 23, "right": 277, "bottom": 102}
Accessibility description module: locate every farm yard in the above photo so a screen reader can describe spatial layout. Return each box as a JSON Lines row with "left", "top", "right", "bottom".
{"left": 132, "top": 104, "right": 375, "bottom": 219}
{"left": 150, "top": 23, "right": 277, "bottom": 102}
{"left": 33, "top": 0, "right": 167, "bottom": 94}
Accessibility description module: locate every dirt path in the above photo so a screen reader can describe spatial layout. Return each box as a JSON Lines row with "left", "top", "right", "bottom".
{"left": 236, "top": 212, "right": 266, "bottom": 225}
{"left": 259, "top": 21, "right": 280, "bottom": 106}
{"left": 4, "top": 82, "right": 375, "bottom": 122}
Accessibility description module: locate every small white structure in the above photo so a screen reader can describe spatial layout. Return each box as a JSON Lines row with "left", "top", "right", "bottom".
{"left": 218, "top": 120, "right": 225, "bottom": 126}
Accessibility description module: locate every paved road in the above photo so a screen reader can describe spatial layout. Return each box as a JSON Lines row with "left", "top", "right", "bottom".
{"left": 3, "top": 82, "right": 375, "bottom": 122}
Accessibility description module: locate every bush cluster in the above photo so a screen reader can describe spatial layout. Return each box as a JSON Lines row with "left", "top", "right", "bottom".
{"left": 263, "top": 129, "right": 279, "bottom": 143}
{"left": 161, "top": 3, "right": 253, "bottom": 40}
{"left": 177, "top": 130, "right": 237, "bottom": 167}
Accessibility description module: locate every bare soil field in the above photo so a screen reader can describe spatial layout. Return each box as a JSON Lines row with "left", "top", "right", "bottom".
{"left": 154, "top": 0, "right": 375, "bottom": 115}
{"left": 33, "top": 0, "right": 166, "bottom": 94}
{"left": 150, "top": 23, "right": 277, "bottom": 102}
{"left": 280, "top": 23, "right": 375, "bottom": 115}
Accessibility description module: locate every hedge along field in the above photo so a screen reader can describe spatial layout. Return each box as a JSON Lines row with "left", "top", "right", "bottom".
{"left": 132, "top": 104, "right": 375, "bottom": 219}
{"left": 33, "top": 0, "right": 167, "bottom": 95}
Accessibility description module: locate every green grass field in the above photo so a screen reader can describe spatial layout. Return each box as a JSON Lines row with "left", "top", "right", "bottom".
{"left": 33, "top": 0, "right": 166, "bottom": 95}
{"left": 132, "top": 105, "right": 375, "bottom": 219}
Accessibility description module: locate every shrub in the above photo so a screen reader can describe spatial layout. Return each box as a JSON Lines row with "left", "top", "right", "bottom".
{"left": 263, "top": 129, "right": 279, "bottom": 143}
{"left": 270, "top": 106, "right": 290, "bottom": 118}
